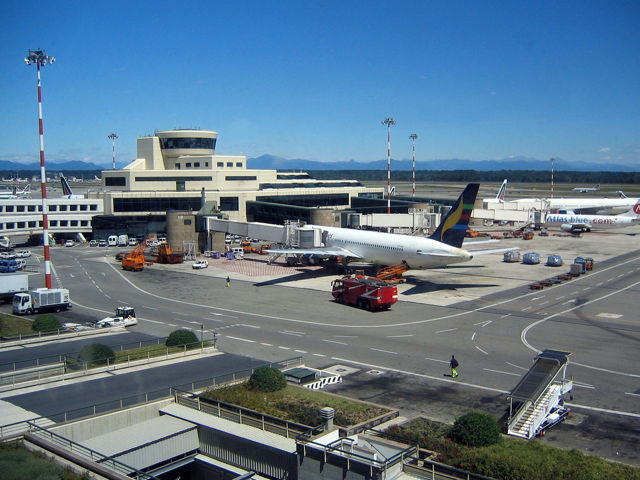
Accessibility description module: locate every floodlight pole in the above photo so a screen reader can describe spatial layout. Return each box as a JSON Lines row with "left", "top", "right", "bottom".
{"left": 382, "top": 118, "right": 396, "bottom": 214}
{"left": 409, "top": 134, "right": 418, "bottom": 197}
{"left": 108, "top": 133, "right": 119, "bottom": 170}
{"left": 550, "top": 157, "right": 555, "bottom": 198}
{"left": 25, "top": 49, "right": 55, "bottom": 289}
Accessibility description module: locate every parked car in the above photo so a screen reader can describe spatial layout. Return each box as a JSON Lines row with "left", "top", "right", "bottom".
{"left": 192, "top": 259, "right": 209, "bottom": 269}
{"left": 89, "top": 240, "right": 98, "bottom": 247}
{"left": 128, "top": 238, "right": 139, "bottom": 246}
{"left": 98, "top": 239, "right": 107, "bottom": 247}
{"left": 64, "top": 240, "right": 75, "bottom": 247}
{"left": 523, "top": 252, "right": 540, "bottom": 265}
{"left": 15, "top": 250, "right": 32, "bottom": 257}
{"left": 547, "top": 254, "right": 563, "bottom": 266}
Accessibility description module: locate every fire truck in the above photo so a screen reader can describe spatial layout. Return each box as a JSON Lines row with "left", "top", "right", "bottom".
{"left": 331, "top": 273, "right": 398, "bottom": 311}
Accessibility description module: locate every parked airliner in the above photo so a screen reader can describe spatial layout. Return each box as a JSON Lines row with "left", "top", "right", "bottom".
{"left": 545, "top": 203, "right": 640, "bottom": 233}
{"left": 572, "top": 184, "right": 600, "bottom": 193}
{"left": 0, "top": 185, "right": 30, "bottom": 199}
{"left": 268, "top": 183, "right": 480, "bottom": 270}
{"left": 60, "top": 175, "right": 84, "bottom": 199}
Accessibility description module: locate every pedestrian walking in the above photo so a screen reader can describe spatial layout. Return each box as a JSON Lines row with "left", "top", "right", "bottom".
{"left": 450, "top": 355, "right": 459, "bottom": 378}
{"left": 226, "top": 276, "right": 230, "bottom": 287}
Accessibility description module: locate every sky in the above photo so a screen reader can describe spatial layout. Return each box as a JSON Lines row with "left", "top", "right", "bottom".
{"left": 1, "top": 1, "right": 639, "bottom": 168}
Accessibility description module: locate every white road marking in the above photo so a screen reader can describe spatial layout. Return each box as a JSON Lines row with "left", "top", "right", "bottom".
{"left": 313, "top": 353, "right": 326, "bottom": 357}
{"left": 521, "top": 306, "right": 531, "bottom": 311}
{"left": 424, "top": 357, "right": 449, "bottom": 364}
{"left": 225, "top": 336, "right": 255, "bottom": 343}
{"left": 506, "top": 362, "right": 528, "bottom": 371}
{"left": 538, "top": 301, "right": 549, "bottom": 306}
{"left": 471, "top": 332, "right": 477, "bottom": 341}
{"left": 531, "top": 296, "right": 544, "bottom": 301}
{"left": 281, "top": 331, "right": 303, "bottom": 337}
{"left": 596, "top": 313, "right": 623, "bottom": 319}
{"left": 483, "top": 368, "right": 520, "bottom": 376}
{"left": 475, "top": 346, "right": 488, "bottom": 355}
{"left": 294, "top": 350, "right": 307, "bottom": 354}
{"left": 260, "top": 343, "right": 273, "bottom": 346}
{"left": 556, "top": 296, "right": 565, "bottom": 300}
{"left": 626, "top": 392, "right": 640, "bottom": 397}
{"left": 435, "top": 328, "right": 457, "bottom": 334}
{"left": 386, "top": 334, "right": 414, "bottom": 338}
{"left": 278, "top": 346, "right": 290, "bottom": 350}
{"left": 323, "top": 339, "right": 348, "bottom": 346}
{"left": 561, "top": 300, "right": 574, "bottom": 305}
{"left": 370, "top": 348, "right": 397, "bottom": 355}
{"left": 475, "top": 320, "right": 493, "bottom": 326}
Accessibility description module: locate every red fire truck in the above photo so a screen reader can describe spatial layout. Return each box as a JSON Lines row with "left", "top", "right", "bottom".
{"left": 331, "top": 273, "right": 398, "bottom": 311}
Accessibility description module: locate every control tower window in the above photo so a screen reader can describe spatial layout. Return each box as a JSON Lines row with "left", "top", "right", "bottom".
{"left": 160, "top": 137, "right": 216, "bottom": 150}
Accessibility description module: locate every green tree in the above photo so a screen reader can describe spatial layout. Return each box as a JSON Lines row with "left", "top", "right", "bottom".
{"left": 450, "top": 411, "right": 502, "bottom": 447}
{"left": 248, "top": 366, "right": 287, "bottom": 392}
{"left": 77, "top": 343, "right": 116, "bottom": 367}
{"left": 31, "top": 314, "right": 61, "bottom": 332}
{"left": 165, "top": 329, "right": 198, "bottom": 347}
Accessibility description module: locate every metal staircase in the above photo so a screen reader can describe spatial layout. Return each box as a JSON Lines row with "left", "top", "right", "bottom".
{"left": 507, "top": 350, "right": 572, "bottom": 439}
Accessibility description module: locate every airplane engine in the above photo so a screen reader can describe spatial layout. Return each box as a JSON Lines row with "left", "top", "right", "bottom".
{"left": 301, "top": 254, "right": 320, "bottom": 265}
{"left": 560, "top": 224, "right": 574, "bottom": 232}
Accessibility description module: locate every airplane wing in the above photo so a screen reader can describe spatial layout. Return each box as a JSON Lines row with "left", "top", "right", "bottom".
{"left": 267, "top": 246, "right": 361, "bottom": 259}
{"left": 467, "top": 246, "right": 520, "bottom": 255}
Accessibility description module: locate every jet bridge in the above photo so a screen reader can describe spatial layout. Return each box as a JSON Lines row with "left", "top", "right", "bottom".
{"left": 507, "top": 349, "right": 573, "bottom": 439}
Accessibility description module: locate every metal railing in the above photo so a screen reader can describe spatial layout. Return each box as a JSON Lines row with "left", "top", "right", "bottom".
{"left": 26, "top": 422, "right": 162, "bottom": 480}
{"left": 0, "top": 356, "right": 304, "bottom": 439}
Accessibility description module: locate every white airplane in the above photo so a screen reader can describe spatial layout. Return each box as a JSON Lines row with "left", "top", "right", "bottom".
{"left": 0, "top": 185, "right": 31, "bottom": 199}
{"left": 483, "top": 179, "right": 638, "bottom": 215}
{"left": 545, "top": 203, "right": 640, "bottom": 233}
{"left": 572, "top": 184, "right": 600, "bottom": 193}
{"left": 268, "top": 184, "right": 481, "bottom": 270}
{"left": 483, "top": 179, "right": 508, "bottom": 205}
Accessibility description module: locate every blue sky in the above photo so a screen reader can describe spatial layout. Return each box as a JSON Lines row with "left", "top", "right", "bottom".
{"left": 1, "top": 1, "right": 638, "bottom": 168}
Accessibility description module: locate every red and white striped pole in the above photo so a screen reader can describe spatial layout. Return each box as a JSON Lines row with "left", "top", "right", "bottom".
{"left": 409, "top": 133, "right": 418, "bottom": 197}
{"left": 382, "top": 118, "right": 395, "bottom": 214}
{"left": 26, "top": 50, "right": 55, "bottom": 289}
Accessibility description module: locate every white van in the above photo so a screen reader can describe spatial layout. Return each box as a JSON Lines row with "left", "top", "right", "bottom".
{"left": 118, "top": 234, "right": 129, "bottom": 247}
{"left": 107, "top": 235, "right": 118, "bottom": 247}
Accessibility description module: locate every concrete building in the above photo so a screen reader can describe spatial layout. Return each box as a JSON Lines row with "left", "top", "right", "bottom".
{"left": 90, "top": 129, "right": 384, "bottom": 237}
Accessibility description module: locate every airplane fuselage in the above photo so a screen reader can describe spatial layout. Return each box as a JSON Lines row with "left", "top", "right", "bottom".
{"left": 320, "top": 226, "right": 473, "bottom": 269}
{"left": 545, "top": 212, "right": 639, "bottom": 231}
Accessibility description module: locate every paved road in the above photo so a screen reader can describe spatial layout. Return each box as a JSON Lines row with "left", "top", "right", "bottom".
{"left": 3, "top": 242, "right": 640, "bottom": 466}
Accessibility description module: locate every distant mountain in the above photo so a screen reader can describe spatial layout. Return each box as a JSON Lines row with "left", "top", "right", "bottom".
{"left": 247, "top": 154, "right": 635, "bottom": 172}
{"left": 0, "top": 155, "right": 634, "bottom": 173}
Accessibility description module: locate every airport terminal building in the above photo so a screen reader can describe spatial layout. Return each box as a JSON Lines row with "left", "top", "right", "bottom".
{"left": 89, "top": 129, "right": 384, "bottom": 237}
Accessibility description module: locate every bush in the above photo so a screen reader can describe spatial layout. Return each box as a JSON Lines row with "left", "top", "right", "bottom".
{"left": 248, "top": 366, "right": 287, "bottom": 392}
{"left": 31, "top": 314, "right": 61, "bottom": 332}
{"left": 450, "top": 411, "right": 502, "bottom": 447}
{"left": 77, "top": 343, "right": 116, "bottom": 367}
{"left": 165, "top": 329, "right": 198, "bottom": 347}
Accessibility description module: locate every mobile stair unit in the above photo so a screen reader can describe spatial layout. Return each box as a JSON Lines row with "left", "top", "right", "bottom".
{"left": 507, "top": 349, "right": 573, "bottom": 439}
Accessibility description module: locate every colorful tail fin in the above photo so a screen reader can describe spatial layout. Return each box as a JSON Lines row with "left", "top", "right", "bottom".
{"left": 429, "top": 183, "right": 479, "bottom": 248}
{"left": 496, "top": 179, "right": 507, "bottom": 201}
{"left": 60, "top": 175, "right": 73, "bottom": 196}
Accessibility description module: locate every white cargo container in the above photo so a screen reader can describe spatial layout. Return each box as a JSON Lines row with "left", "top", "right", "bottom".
{"left": 13, "top": 288, "right": 71, "bottom": 315}
{"left": 0, "top": 272, "right": 28, "bottom": 303}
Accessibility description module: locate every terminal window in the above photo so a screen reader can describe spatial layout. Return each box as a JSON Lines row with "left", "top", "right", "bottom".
{"left": 160, "top": 137, "right": 216, "bottom": 150}
{"left": 106, "top": 177, "right": 126, "bottom": 187}
{"left": 220, "top": 197, "right": 239, "bottom": 211}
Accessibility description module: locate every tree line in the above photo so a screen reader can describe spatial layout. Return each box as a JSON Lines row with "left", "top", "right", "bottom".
{"left": 307, "top": 169, "right": 640, "bottom": 184}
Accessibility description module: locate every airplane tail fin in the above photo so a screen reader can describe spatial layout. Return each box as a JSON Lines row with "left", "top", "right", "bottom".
{"left": 60, "top": 175, "right": 73, "bottom": 196}
{"left": 496, "top": 179, "right": 507, "bottom": 201}
{"left": 429, "top": 183, "right": 479, "bottom": 248}
{"left": 620, "top": 202, "right": 640, "bottom": 217}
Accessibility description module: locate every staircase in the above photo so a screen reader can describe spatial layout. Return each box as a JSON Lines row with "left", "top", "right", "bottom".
{"left": 508, "top": 384, "right": 561, "bottom": 439}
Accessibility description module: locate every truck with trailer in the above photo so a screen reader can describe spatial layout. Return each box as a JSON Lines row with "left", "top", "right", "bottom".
{"left": 331, "top": 273, "right": 398, "bottom": 311}
{"left": 0, "top": 272, "right": 29, "bottom": 303}
{"left": 13, "top": 288, "right": 71, "bottom": 315}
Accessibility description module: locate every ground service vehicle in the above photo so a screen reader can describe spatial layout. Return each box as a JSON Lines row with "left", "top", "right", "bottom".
{"left": 118, "top": 234, "right": 129, "bottom": 247}
{"left": 0, "top": 259, "right": 19, "bottom": 273}
{"left": 0, "top": 272, "right": 28, "bottom": 303}
{"left": 156, "top": 244, "right": 184, "bottom": 264}
{"left": 13, "top": 288, "right": 71, "bottom": 315}
{"left": 94, "top": 306, "right": 137, "bottom": 328}
{"left": 107, "top": 235, "right": 118, "bottom": 246}
{"left": 331, "top": 273, "right": 398, "bottom": 311}
{"left": 192, "top": 259, "right": 208, "bottom": 269}
{"left": 122, "top": 242, "right": 149, "bottom": 271}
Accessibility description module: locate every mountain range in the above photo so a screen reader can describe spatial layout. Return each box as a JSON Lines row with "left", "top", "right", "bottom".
{"left": 0, "top": 155, "right": 634, "bottom": 172}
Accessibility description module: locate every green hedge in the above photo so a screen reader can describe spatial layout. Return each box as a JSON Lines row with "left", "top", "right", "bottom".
{"left": 248, "top": 366, "right": 287, "bottom": 392}
{"left": 77, "top": 343, "right": 115, "bottom": 367}
{"left": 32, "top": 314, "right": 61, "bottom": 332}
{"left": 450, "top": 411, "right": 502, "bottom": 447}
{"left": 166, "top": 329, "right": 198, "bottom": 347}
